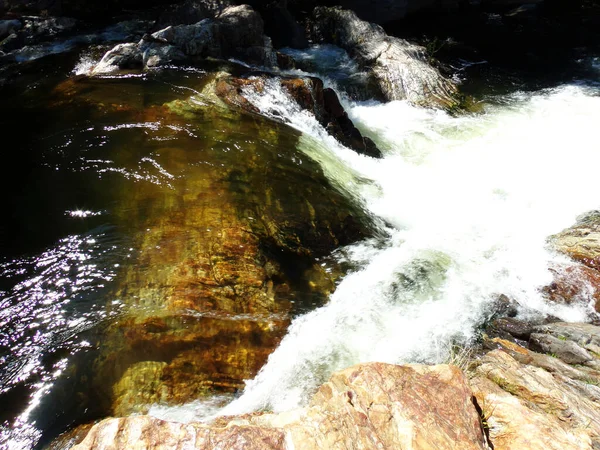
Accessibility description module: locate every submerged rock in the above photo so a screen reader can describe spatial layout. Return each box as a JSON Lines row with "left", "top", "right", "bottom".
{"left": 58, "top": 75, "right": 375, "bottom": 417}
{"left": 310, "top": 6, "right": 459, "bottom": 109}
{"left": 73, "top": 363, "right": 487, "bottom": 450}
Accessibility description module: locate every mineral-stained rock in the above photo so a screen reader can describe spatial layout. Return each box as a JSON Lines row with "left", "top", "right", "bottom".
{"left": 472, "top": 345, "right": 600, "bottom": 450}
{"left": 75, "top": 79, "right": 373, "bottom": 416}
{"left": 73, "top": 362, "right": 488, "bottom": 450}
{"left": 544, "top": 263, "right": 600, "bottom": 313}
{"left": 92, "top": 4, "right": 277, "bottom": 74}
{"left": 551, "top": 211, "right": 600, "bottom": 271}
{"left": 310, "top": 6, "right": 459, "bottom": 109}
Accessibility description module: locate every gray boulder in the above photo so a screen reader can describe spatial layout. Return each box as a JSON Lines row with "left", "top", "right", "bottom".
{"left": 92, "top": 43, "right": 143, "bottom": 75}
{"left": 0, "top": 19, "right": 21, "bottom": 40}
{"left": 92, "top": 5, "right": 277, "bottom": 74}
{"left": 310, "top": 6, "right": 459, "bottom": 109}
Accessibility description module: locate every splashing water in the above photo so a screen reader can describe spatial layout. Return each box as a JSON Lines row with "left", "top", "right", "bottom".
{"left": 152, "top": 79, "right": 600, "bottom": 421}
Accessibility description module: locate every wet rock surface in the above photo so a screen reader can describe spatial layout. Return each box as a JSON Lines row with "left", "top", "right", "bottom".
{"left": 310, "top": 6, "right": 459, "bottom": 108}
{"left": 56, "top": 75, "right": 376, "bottom": 417}
{"left": 214, "top": 73, "right": 382, "bottom": 157}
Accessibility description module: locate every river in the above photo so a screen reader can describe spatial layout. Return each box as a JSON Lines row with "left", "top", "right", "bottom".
{"left": 1, "top": 21, "right": 600, "bottom": 450}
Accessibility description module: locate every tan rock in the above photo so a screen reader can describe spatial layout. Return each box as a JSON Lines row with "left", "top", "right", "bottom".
{"left": 551, "top": 212, "right": 600, "bottom": 271}
{"left": 472, "top": 348, "right": 600, "bottom": 449}
{"left": 73, "top": 362, "right": 489, "bottom": 450}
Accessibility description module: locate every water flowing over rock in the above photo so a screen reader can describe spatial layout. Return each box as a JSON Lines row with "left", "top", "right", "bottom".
{"left": 214, "top": 73, "right": 382, "bottom": 157}
{"left": 310, "top": 6, "right": 459, "bottom": 108}
{"left": 72, "top": 362, "right": 488, "bottom": 450}
{"left": 92, "top": 5, "right": 277, "bottom": 74}
{"left": 55, "top": 74, "right": 375, "bottom": 417}
{"left": 548, "top": 212, "right": 600, "bottom": 312}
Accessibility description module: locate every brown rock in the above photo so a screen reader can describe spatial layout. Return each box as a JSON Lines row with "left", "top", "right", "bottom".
{"left": 76, "top": 84, "right": 372, "bottom": 417}
{"left": 551, "top": 212, "right": 600, "bottom": 272}
{"left": 544, "top": 263, "right": 600, "bottom": 313}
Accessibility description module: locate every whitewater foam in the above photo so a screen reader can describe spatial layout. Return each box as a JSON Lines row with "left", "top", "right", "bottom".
{"left": 151, "top": 78, "right": 600, "bottom": 422}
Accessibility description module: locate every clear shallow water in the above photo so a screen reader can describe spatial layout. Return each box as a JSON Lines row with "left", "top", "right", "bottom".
{"left": 150, "top": 76, "right": 600, "bottom": 420}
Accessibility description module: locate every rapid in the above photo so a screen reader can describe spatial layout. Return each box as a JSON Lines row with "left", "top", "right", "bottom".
{"left": 150, "top": 52, "right": 600, "bottom": 419}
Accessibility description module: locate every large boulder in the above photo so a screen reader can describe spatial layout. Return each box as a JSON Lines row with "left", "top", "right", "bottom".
{"left": 310, "top": 6, "right": 459, "bottom": 109}
{"left": 92, "top": 5, "right": 277, "bottom": 75}
{"left": 72, "top": 363, "right": 488, "bottom": 450}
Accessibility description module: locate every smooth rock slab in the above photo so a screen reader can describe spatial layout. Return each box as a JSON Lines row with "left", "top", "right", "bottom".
{"left": 73, "top": 362, "right": 488, "bottom": 450}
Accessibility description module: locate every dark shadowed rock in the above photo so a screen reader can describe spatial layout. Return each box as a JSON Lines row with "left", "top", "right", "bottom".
{"left": 92, "top": 5, "right": 277, "bottom": 74}
{"left": 154, "top": 0, "right": 232, "bottom": 29}
{"left": 310, "top": 6, "right": 459, "bottom": 109}
{"left": 261, "top": 0, "right": 308, "bottom": 49}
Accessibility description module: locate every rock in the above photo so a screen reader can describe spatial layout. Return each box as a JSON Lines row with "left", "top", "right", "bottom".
{"left": 215, "top": 74, "right": 382, "bottom": 157}
{"left": 93, "top": 5, "right": 277, "bottom": 74}
{"left": 532, "top": 322, "right": 600, "bottom": 356}
{"left": 141, "top": 41, "right": 186, "bottom": 67}
{"left": 73, "top": 362, "right": 488, "bottom": 450}
{"left": 310, "top": 6, "right": 459, "bottom": 109}
{"left": 544, "top": 263, "right": 600, "bottom": 313}
{"left": 320, "top": 86, "right": 381, "bottom": 157}
{"left": 491, "top": 317, "right": 534, "bottom": 340}
{"left": 551, "top": 211, "right": 600, "bottom": 271}
{"left": 529, "top": 333, "right": 593, "bottom": 364}
{"left": 154, "top": 0, "right": 232, "bottom": 30}
{"left": 91, "top": 43, "right": 143, "bottom": 75}
{"left": 472, "top": 348, "right": 600, "bottom": 449}
{"left": 0, "top": 19, "right": 21, "bottom": 40}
